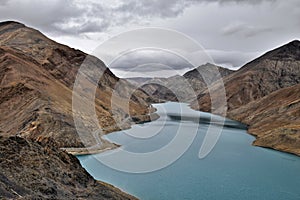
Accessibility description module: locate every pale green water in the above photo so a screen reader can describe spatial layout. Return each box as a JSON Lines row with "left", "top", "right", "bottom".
{"left": 78, "top": 102, "right": 300, "bottom": 200}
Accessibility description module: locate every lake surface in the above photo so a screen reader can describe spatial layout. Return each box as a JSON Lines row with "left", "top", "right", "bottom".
{"left": 78, "top": 102, "right": 300, "bottom": 200}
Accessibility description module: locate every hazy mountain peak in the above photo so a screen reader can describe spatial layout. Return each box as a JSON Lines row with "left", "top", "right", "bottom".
{"left": 184, "top": 63, "right": 234, "bottom": 80}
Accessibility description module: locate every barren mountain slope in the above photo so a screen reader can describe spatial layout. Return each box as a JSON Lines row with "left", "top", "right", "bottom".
{"left": 131, "top": 63, "right": 234, "bottom": 102}
{"left": 0, "top": 21, "right": 153, "bottom": 149}
{"left": 228, "top": 84, "right": 300, "bottom": 155}
{"left": 192, "top": 40, "right": 300, "bottom": 155}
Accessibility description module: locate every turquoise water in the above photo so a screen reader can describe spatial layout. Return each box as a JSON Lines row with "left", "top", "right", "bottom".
{"left": 78, "top": 102, "right": 300, "bottom": 200}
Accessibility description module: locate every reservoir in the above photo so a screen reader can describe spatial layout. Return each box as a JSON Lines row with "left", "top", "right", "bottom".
{"left": 78, "top": 102, "right": 300, "bottom": 200}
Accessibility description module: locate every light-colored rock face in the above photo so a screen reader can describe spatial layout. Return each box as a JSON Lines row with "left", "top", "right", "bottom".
{"left": 191, "top": 40, "right": 300, "bottom": 156}
{"left": 0, "top": 21, "right": 153, "bottom": 148}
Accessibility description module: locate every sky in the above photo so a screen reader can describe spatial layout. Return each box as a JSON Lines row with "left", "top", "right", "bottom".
{"left": 1, "top": 0, "right": 299, "bottom": 77}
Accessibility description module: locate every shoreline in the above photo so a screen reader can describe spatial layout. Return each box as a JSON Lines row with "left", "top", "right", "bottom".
{"left": 64, "top": 112, "right": 160, "bottom": 156}
{"left": 249, "top": 132, "right": 300, "bottom": 157}
{"left": 188, "top": 103, "right": 300, "bottom": 158}
{"left": 63, "top": 145, "right": 119, "bottom": 156}
{"left": 64, "top": 102, "right": 300, "bottom": 158}
{"left": 224, "top": 115, "right": 300, "bottom": 157}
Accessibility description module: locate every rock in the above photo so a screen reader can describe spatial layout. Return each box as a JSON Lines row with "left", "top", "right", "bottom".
{"left": 0, "top": 136, "right": 137, "bottom": 199}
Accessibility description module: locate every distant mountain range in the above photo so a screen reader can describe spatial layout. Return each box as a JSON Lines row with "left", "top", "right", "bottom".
{"left": 127, "top": 63, "right": 234, "bottom": 102}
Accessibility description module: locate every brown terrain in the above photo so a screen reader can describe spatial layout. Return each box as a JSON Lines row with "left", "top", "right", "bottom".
{"left": 182, "top": 63, "right": 234, "bottom": 95}
{"left": 0, "top": 136, "right": 137, "bottom": 199}
{"left": 0, "top": 21, "right": 158, "bottom": 199}
{"left": 0, "top": 21, "right": 154, "bottom": 151}
{"left": 191, "top": 40, "right": 300, "bottom": 156}
{"left": 129, "top": 63, "right": 234, "bottom": 102}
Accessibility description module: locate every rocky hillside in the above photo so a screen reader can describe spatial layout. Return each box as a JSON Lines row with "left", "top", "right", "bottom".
{"left": 191, "top": 40, "right": 300, "bottom": 155}
{"left": 138, "top": 76, "right": 180, "bottom": 102}
{"left": 0, "top": 21, "right": 153, "bottom": 199}
{"left": 0, "top": 21, "right": 154, "bottom": 150}
{"left": 129, "top": 63, "right": 234, "bottom": 102}
{"left": 182, "top": 63, "right": 234, "bottom": 98}
{"left": 0, "top": 136, "right": 137, "bottom": 199}
{"left": 228, "top": 84, "right": 300, "bottom": 155}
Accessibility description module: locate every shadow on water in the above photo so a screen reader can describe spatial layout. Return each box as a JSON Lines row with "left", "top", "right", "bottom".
{"left": 167, "top": 113, "right": 248, "bottom": 130}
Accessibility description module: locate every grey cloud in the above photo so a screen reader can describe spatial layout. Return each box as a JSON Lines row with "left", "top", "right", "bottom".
{"left": 109, "top": 49, "right": 194, "bottom": 72}
{"left": 113, "top": 0, "right": 276, "bottom": 23}
{"left": 107, "top": 48, "right": 259, "bottom": 72}
{"left": 0, "top": 0, "right": 277, "bottom": 36}
{"left": 0, "top": 0, "right": 10, "bottom": 6}
{"left": 222, "top": 22, "right": 247, "bottom": 35}
{"left": 1, "top": 0, "right": 296, "bottom": 73}
{"left": 108, "top": 48, "right": 262, "bottom": 74}
{"left": 213, "top": 0, "right": 276, "bottom": 4}
{"left": 222, "top": 22, "right": 274, "bottom": 38}
{"left": 115, "top": 0, "right": 193, "bottom": 18}
{"left": 0, "top": 0, "right": 109, "bottom": 36}
{"left": 207, "top": 49, "right": 261, "bottom": 68}
{"left": 0, "top": 0, "right": 83, "bottom": 34}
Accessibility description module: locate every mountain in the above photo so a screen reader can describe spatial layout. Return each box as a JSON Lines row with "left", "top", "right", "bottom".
{"left": 191, "top": 40, "right": 300, "bottom": 155}
{"left": 182, "top": 63, "right": 234, "bottom": 97}
{"left": 0, "top": 21, "right": 154, "bottom": 151}
{"left": 228, "top": 84, "right": 300, "bottom": 155}
{"left": 138, "top": 76, "right": 180, "bottom": 102}
{"left": 0, "top": 21, "right": 156, "bottom": 199}
{"left": 128, "top": 63, "right": 234, "bottom": 103}
{"left": 0, "top": 136, "right": 137, "bottom": 199}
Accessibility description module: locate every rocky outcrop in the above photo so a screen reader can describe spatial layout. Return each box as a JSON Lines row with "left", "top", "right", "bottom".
{"left": 191, "top": 40, "right": 300, "bottom": 156}
{"left": 0, "top": 136, "right": 137, "bottom": 199}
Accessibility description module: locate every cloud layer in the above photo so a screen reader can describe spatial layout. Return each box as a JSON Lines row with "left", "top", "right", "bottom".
{"left": 0, "top": 0, "right": 280, "bottom": 36}
{"left": 0, "top": 0, "right": 299, "bottom": 77}
{"left": 109, "top": 49, "right": 194, "bottom": 72}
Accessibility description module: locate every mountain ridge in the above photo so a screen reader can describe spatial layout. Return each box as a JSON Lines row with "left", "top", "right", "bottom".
{"left": 191, "top": 40, "right": 300, "bottom": 156}
{"left": 0, "top": 21, "right": 155, "bottom": 151}
{"left": 129, "top": 63, "right": 234, "bottom": 103}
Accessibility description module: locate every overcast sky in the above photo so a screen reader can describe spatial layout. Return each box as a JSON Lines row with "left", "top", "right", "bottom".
{"left": 1, "top": 0, "right": 299, "bottom": 77}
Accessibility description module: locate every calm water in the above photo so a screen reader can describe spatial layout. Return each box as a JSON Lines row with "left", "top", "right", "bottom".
{"left": 78, "top": 102, "right": 300, "bottom": 200}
